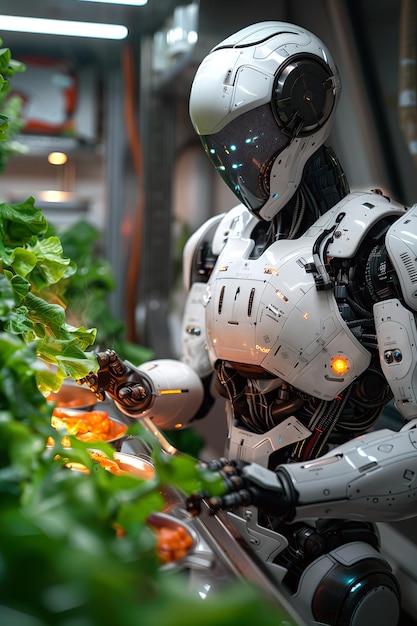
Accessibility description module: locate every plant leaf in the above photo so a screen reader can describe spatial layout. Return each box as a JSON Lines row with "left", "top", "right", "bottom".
{"left": 0, "top": 197, "right": 47, "bottom": 242}
{"left": 9, "top": 246, "right": 37, "bottom": 277}
{"left": 28, "top": 236, "right": 73, "bottom": 285}
{"left": 9, "top": 273, "right": 30, "bottom": 304}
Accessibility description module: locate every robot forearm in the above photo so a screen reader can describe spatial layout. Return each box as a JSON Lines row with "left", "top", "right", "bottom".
{"left": 78, "top": 350, "right": 204, "bottom": 430}
{"left": 286, "top": 424, "right": 417, "bottom": 522}
{"left": 192, "top": 425, "right": 417, "bottom": 523}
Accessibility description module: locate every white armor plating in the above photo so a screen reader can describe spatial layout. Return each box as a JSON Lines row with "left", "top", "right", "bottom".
{"left": 227, "top": 416, "right": 311, "bottom": 465}
{"left": 281, "top": 423, "right": 417, "bottom": 522}
{"left": 189, "top": 22, "right": 335, "bottom": 135}
{"left": 202, "top": 198, "right": 380, "bottom": 400}
{"left": 386, "top": 204, "right": 417, "bottom": 310}
{"left": 375, "top": 298, "right": 417, "bottom": 419}
{"left": 119, "top": 359, "right": 204, "bottom": 430}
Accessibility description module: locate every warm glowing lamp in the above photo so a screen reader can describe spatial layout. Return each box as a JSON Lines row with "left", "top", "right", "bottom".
{"left": 48, "top": 152, "right": 68, "bottom": 165}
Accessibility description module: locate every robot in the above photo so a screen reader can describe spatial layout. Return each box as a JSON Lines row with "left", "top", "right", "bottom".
{"left": 79, "top": 22, "right": 417, "bottom": 626}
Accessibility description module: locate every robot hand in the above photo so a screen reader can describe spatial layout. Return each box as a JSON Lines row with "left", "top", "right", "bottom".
{"left": 78, "top": 350, "right": 205, "bottom": 429}
{"left": 77, "top": 349, "right": 153, "bottom": 413}
{"left": 186, "top": 458, "right": 297, "bottom": 521}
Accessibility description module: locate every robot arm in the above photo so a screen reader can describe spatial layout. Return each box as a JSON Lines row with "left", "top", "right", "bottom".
{"left": 373, "top": 203, "right": 417, "bottom": 420}
{"left": 188, "top": 423, "right": 417, "bottom": 523}
{"left": 375, "top": 298, "right": 417, "bottom": 420}
{"left": 78, "top": 350, "right": 204, "bottom": 430}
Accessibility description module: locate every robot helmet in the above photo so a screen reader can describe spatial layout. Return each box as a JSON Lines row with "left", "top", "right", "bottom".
{"left": 189, "top": 22, "right": 341, "bottom": 220}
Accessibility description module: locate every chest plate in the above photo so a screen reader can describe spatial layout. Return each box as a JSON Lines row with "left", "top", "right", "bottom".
{"left": 204, "top": 232, "right": 370, "bottom": 401}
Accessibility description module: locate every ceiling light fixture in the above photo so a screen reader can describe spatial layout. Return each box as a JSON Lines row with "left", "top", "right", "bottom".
{"left": 77, "top": 0, "right": 148, "bottom": 5}
{"left": 48, "top": 152, "right": 68, "bottom": 166}
{"left": 0, "top": 15, "right": 128, "bottom": 39}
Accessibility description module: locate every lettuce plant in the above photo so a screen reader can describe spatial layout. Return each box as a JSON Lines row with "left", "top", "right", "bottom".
{"left": 0, "top": 197, "right": 99, "bottom": 391}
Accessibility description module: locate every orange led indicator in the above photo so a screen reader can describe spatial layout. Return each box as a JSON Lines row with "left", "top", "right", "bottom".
{"left": 330, "top": 356, "right": 349, "bottom": 376}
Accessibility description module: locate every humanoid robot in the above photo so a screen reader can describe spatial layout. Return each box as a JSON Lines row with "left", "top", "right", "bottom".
{"left": 79, "top": 22, "right": 417, "bottom": 626}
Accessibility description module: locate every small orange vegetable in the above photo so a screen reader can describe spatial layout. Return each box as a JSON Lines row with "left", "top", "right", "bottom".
{"left": 151, "top": 523, "right": 193, "bottom": 564}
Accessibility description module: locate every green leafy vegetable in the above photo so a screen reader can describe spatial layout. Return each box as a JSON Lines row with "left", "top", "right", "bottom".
{"left": 0, "top": 195, "right": 98, "bottom": 391}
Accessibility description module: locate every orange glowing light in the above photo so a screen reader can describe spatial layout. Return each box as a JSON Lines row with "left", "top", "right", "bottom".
{"left": 330, "top": 356, "right": 349, "bottom": 376}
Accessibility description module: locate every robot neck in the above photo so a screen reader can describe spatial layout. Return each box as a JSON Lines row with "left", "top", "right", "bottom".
{"left": 275, "top": 145, "right": 350, "bottom": 241}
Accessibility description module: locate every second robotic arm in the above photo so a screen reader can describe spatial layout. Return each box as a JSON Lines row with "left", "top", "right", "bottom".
{"left": 192, "top": 423, "right": 417, "bottom": 523}
{"left": 78, "top": 349, "right": 204, "bottom": 430}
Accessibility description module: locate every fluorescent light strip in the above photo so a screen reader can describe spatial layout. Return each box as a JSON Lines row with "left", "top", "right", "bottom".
{"left": 0, "top": 15, "right": 128, "bottom": 39}
{"left": 78, "top": 0, "right": 148, "bottom": 5}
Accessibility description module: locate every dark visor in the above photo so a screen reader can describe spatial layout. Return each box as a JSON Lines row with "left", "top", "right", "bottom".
{"left": 200, "top": 103, "right": 291, "bottom": 213}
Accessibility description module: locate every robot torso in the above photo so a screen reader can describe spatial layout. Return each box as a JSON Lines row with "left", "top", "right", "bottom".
{"left": 203, "top": 191, "right": 405, "bottom": 401}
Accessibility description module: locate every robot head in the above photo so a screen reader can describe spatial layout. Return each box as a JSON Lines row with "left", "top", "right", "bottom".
{"left": 189, "top": 21, "right": 341, "bottom": 221}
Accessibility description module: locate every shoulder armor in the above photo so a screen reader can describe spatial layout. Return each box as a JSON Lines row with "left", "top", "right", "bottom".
{"left": 183, "top": 204, "right": 252, "bottom": 290}
{"left": 385, "top": 204, "right": 417, "bottom": 311}
{"left": 305, "top": 191, "right": 406, "bottom": 258}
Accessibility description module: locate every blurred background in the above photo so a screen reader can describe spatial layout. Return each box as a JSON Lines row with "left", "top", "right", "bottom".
{"left": 1, "top": 1, "right": 417, "bottom": 621}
